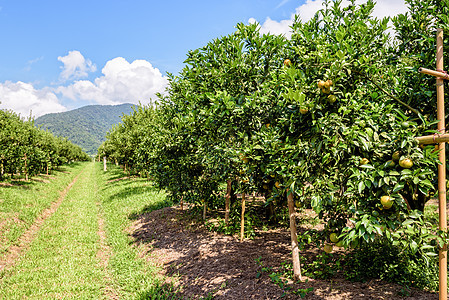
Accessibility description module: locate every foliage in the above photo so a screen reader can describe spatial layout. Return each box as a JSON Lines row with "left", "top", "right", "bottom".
{"left": 255, "top": 257, "right": 314, "bottom": 298}
{"left": 0, "top": 109, "right": 89, "bottom": 181}
{"left": 99, "top": 0, "right": 449, "bottom": 291}
{"left": 344, "top": 239, "right": 439, "bottom": 291}
{"left": 204, "top": 200, "right": 264, "bottom": 238}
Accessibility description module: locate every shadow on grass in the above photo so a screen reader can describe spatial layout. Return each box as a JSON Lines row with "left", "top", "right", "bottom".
{"left": 0, "top": 180, "right": 33, "bottom": 189}
{"left": 100, "top": 167, "right": 172, "bottom": 217}
{"left": 128, "top": 199, "right": 173, "bottom": 221}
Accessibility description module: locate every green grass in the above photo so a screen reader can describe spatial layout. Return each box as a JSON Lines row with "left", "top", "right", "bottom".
{"left": 0, "top": 162, "right": 175, "bottom": 299}
{"left": 0, "top": 162, "right": 87, "bottom": 258}
{"left": 0, "top": 162, "right": 104, "bottom": 299}
{"left": 97, "top": 163, "right": 173, "bottom": 299}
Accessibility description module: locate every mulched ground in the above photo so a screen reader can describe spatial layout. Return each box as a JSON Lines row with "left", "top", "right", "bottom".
{"left": 129, "top": 206, "right": 439, "bottom": 299}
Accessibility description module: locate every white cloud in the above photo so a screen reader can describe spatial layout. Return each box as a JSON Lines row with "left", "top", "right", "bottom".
{"left": 58, "top": 50, "right": 96, "bottom": 81}
{"left": 250, "top": 0, "right": 408, "bottom": 38}
{"left": 57, "top": 57, "right": 168, "bottom": 105}
{"left": 276, "top": 0, "right": 291, "bottom": 9}
{"left": 371, "top": 0, "right": 408, "bottom": 19}
{"left": 0, "top": 81, "right": 66, "bottom": 118}
{"left": 24, "top": 56, "right": 44, "bottom": 72}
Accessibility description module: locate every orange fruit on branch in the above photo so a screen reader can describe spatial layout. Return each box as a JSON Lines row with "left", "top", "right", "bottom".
{"left": 323, "top": 244, "right": 333, "bottom": 253}
{"left": 399, "top": 158, "right": 413, "bottom": 168}
{"left": 380, "top": 195, "right": 393, "bottom": 209}
{"left": 283, "top": 59, "right": 292, "bottom": 67}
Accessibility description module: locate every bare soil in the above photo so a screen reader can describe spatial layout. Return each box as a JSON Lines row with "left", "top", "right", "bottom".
{"left": 129, "top": 206, "right": 439, "bottom": 299}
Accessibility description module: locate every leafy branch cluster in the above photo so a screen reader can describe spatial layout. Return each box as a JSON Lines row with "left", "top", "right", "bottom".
{"left": 99, "top": 0, "right": 449, "bottom": 290}
{"left": 0, "top": 109, "right": 90, "bottom": 180}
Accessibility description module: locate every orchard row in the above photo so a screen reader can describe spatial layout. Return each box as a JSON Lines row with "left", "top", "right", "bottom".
{"left": 0, "top": 109, "right": 90, "bottom": 181}
{"left": 99, "top": 0, "right": 448, "bottom": 286}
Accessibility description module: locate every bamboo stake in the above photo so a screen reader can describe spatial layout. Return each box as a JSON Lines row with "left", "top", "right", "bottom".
{"left": 419, "top": 67, "right": 449, "bottom": 80}
{"left": 287, "top": 190, "right": 302, "bottom": 281}
{"left": 225, "top": 179, "right": 231, "bottom": 225}
{"left": 240, "top": 193, "right": 246, "bottom": 242}
{"left": 436, "top": 28, "right": 447, "bottom": 300}
{"left": 416, "top": 133, "right": 449, "bottom": 145}
{"left": 24, "top": 153, "right": 28, "bottom": 181}
{"left": 202, "top": 200, "right": 207, "bottom": 221}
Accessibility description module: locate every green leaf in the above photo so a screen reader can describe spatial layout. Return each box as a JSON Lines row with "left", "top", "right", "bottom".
{"left": 392, "top": 183, "right": 404, "bottom": 193}
{"left": 358, "top": 181, "right": 365, "bottom": 193}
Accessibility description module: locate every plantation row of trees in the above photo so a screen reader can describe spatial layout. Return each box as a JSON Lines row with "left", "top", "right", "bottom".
{"left": 99, "top": 0, "right": 448, "bottom": 289}
{"left": 0, "top": 109, "right": 90, "bottom": 181}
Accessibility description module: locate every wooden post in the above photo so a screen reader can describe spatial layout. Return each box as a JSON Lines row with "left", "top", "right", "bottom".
{"left": 436, "top": 28, "right": 447, "bottom": 300}
{"left": 287, "top": 190, "right": 302, "bottom": 281}
{"left": 24, "top": 153, "right": 28, "bottom": 181}
{"left": 103, "top": 156, "right": 107, "bottom": 171}
{"left": 240, "top": 193, "right": 246, "bottom": 242}
{"left": 416, "top": 133, "right": 449, "bottom": 144}
{"left": 203, "top": 200, "right": 207, "bottom": 221}
{"left": 419, "top": 29, "right": 448, "bottom": 300}
{"left": 225, "top": 179, "right": 231, "bottom": 225}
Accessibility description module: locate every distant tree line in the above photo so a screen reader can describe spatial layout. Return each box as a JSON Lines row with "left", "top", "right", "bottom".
{"left": 0, "top": 109, "right": 90, "bottom": 181}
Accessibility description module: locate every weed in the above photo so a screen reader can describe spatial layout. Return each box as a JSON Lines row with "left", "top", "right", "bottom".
{"left": 255, "top": 257, "right": 314, "bottom": 298}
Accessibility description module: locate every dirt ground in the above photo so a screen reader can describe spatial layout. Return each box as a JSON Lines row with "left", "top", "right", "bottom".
{"left": 129, "top": 206, "right": 439, "bottom": 299}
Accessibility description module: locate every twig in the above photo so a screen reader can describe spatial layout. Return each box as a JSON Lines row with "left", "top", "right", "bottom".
{"left": 355, "top": 70, "right": 421, "bottom": 116}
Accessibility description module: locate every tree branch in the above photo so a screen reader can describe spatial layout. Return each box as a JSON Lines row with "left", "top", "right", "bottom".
{"left": 355, "top": 70, "right": 421, "bottom": 116}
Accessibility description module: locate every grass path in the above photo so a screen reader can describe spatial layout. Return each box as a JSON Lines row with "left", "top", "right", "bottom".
{"left": 0, "top": 162, "right": 171, "bottom": 299}
{"left": 0, "top": 163, "right": 86, "bottom": 259}
{"left": 0, "top": 170, "right": 81, "bottom": 273}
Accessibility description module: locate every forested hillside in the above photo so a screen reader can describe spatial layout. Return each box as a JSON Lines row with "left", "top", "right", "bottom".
{"left": 35, "top": 103, "right": 134, "bottom": 155}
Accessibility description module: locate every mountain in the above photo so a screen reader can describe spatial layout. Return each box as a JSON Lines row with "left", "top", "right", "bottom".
{"left": 35, "top": 103, "right": 135, "bottom": 155}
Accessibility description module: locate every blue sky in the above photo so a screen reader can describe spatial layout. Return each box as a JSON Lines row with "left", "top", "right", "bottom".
{"left": 0, "top": 0, "right": 407, "bottom": 117}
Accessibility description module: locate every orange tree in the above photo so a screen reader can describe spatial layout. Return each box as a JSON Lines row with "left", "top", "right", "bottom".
{"left": 0, "top": 109, "right": 89, "bottom": 181}
{"left": 97, "top": 0, "right": 448, "bottom": 288}
{"left": 268, "top": 0, "right": 445, "bottom": 256}
{"left": 258, "top": 0, "right": 446, "bottom": 286}
{"left": 152, "top": 22, "right": 288, "bottom": 215}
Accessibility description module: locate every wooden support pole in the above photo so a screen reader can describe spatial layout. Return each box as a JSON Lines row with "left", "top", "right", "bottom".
{"left": 225, "top": 179, "right": 231, "bottom": 225}
{"left": 287, "top": 190, "right": 302, "bottom": 281}
{"left": 240, "top": 193, "right": 246, "bottom": 242}
{"left": 24, "top": 153, "right": 28, "bottom": 181}
{"left": 203, "top": 200, "right": 207, "bottom": 221}
{"left": 436, "top": 28, "right": 447, "bottom": 300}
{"left": 416, "top": 133, "right": 449, "bottom": 145}
{"left": 419, "top": 67, "right": 449, "bottom": 80}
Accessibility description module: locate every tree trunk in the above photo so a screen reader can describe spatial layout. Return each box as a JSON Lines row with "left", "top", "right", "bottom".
{"left": 230, "top": 181, "right": 237, "bottom": 206}
{"left": 103, "top": 156, "right": 107, "bottom": 171}
{"left": 180, "top": 195, "right": 184, "bottom": 210}
{"left": 240, "top": 193, "right": 246, "bottom": 242}
{"left": 287, "top": 190, "right": 302, "bottom": 281}
{"left": 225, "top": 180, "right": 232, "bottom": 225}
